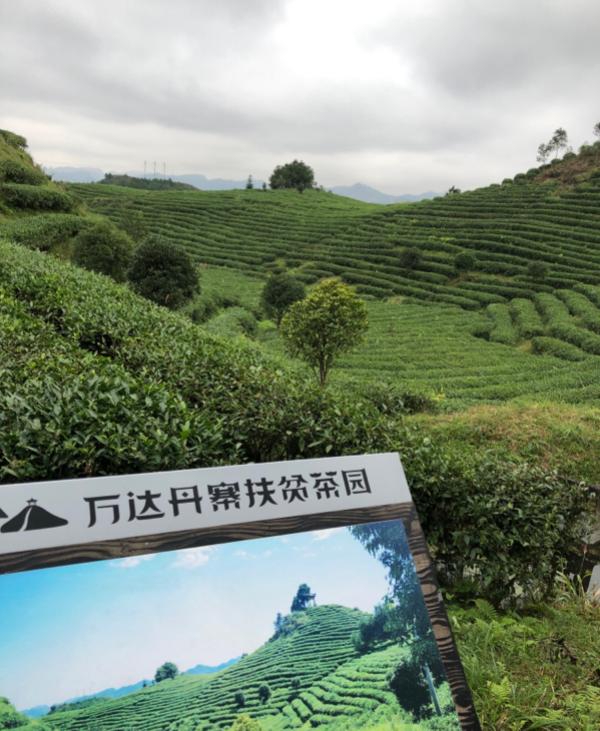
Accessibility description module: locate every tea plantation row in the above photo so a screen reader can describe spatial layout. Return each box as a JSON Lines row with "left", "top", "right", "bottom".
{"left": 70, "top": 161, "right": 600, "bottom": 308}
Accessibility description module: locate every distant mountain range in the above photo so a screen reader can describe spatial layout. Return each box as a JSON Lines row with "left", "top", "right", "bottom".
{"left": 327, "top": 182, "right": 438, "bottom": 204}
{"left": 44, "top": 167, "right": 438, "bottom": 204}
{"left": 22, "top": 657, "right": 239, "bottom": 718}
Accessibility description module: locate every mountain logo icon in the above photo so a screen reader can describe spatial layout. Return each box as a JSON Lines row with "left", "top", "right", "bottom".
{"left": 0, "top": 499, "right": 69, "bottom": 533}
{"left": 0, "top": 507, "right": 7, "bottom": 519}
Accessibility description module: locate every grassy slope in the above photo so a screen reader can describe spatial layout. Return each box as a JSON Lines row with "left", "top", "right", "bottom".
{"left": 46, "top": 606, "right": 366, "bottom": 731}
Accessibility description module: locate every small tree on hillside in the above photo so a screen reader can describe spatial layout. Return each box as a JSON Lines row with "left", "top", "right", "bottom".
{"left": 446, "top": 185, "right": 461, "bottom": 195}
{"left": 258, "top": 684, "right": 271, "bottom": 704}
{"left": 537, "top": 127, "right": 569, "bottom": 162}
{"left": 527, "top": 261, "right": 548, "bottom": 281}
{"left": 454, "top": 251, "right": 475, "bottom": 272}
{"left": 398, "top": 247, "right": 422, "bottom": 270}
{"left": 73, "top": 221, "right": 134, "bottom": 282}
{"left": 269, "top": 160, "right": 315, "bottom": 193}
{"left": 291, "top": 583, "right": 316, "bottom": 612}
{"left": 234, "top": 691, "right": 246, "bottom": 708}
{"left": 154, "top": 661, "right": 179, "bottom": 683}
{"left": 246, "top": 174, "right": 254, "bottom": 190}
{"left": 128, "top": 235, "right": 199, "bottom": 309}
{"left": 261, "top": 271, "right": 306, "bottom": 325}
{"left": 273, "top": 612, "right": 284, "bottom": 636}
{"left": 281, "top": 278, "right": 368, "bottom": 386}
{"left": 593, "top": 122, "right": 600, "bottom": 139}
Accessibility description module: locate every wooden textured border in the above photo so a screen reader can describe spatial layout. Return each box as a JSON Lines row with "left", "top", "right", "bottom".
{"left": 0, "top": 501, "right": 480, "bottom": 730}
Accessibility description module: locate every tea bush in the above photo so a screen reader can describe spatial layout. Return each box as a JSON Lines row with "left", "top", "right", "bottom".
{"left": 0, "top": 182, "right": 74, "bottom": 211}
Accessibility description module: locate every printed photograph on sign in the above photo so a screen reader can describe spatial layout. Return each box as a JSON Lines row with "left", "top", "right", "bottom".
{"left": 0, "top": 519, "right": 460, "bottom": 730}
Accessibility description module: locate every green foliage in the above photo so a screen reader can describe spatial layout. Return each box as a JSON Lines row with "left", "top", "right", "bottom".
{"left": 0, "top": 183, "right": 73, "bottom": 211}
{"left": 527, "top": 261, "right": 548, "bottom": 280}
{"left": 0, "top": 159, "right": 46, "bottom": 185}
{"left": 398, "top": 427, "right": 591, "bottom": 605}
{"left": 229, "top": 715, "right": 262, "bottom": 731}
{"left": 398, "top": 247, "right": 422, "bottom": 270}
{"left": 128, "top": 235, "right": 199, "bottom": 309}
{"left": 450, "top": 588, "right": 600, "bottom": 730}
{"left": 257, "top": 684, "right": 271, "bottom": 704}
{"left": 261, "top": 272, "right": 306, "bottom": 325}
{"left": 155, "top": 662, "right": 179, "bottom": 683}
{"left": 0, "top": 697, "right": 50, "bottom": 729}
{"left": 0, "top": 241, "right": 398, "bottom": 479}
{"left": 0, "top": 129, "right": 27, "bottom": 149}
{"left": 234, "top": 691, "right": 246, "bottom": 708}
{"left": 281, "top": 278, "right": 368, "bottom": 385}
{"left": 453, "top": 251, "right": 475, "bottom": 271}
{"left": 73, "top": 221, "right": 134, "bottom": 281}
{"left": 0, "top": 214, "right": 84, "bottom": 251}
{"left": 354, "top": 382, "right": 438, "bottom": 416}
{"left": 205, "top": 307, "right": 258, "bottom": 339}
{"left": 269, "top": 160, "right": 315, "bottom": 192}
{"left": 114, "top": 205, "right": 148, "bottom": 242}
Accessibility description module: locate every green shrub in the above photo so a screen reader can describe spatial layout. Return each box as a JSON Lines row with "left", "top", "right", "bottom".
{"left": 73, "top": 221, "right": 134, "bottom": 282}
{"left": 400, "top": 426, "right": 591, "bottom": 606}
{"left": 0, "top": 213, "right": 84, "bottom": 251}
{"left": 0, "top": 183, "right": 74, "bottom": 211}
{"left": 128, "top": 235, "right": 199, "bottom": 309}
{"left": 454, "top": 251, "right": 475, "bottom": 271}
{"left": 205, "top": 307, "right": 258, "bottom": 339}
{"left": 398, "top": 247, "right": 422, "bottom": 269}
{"left": 527, "top": 261, "right": 548, "bottom": 280}
{"left": 0, "top": 159, "right": 46, "bottom": 185}
{"left": 355, "top": 382, "right": 438, "bottom": 415}
{"left": 261, "top": 271, "right": 306, "bottom": 325}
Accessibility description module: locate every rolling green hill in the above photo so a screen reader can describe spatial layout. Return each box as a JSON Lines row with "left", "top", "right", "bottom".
{"left": 64, "top": 145, "right": 600, "bottom": 408}
{"left": 44, "top": 607, "right": 455, "bottom": 731}
{"left": 70, "top": 146, "right": 600, "bottom": 306}
{"left": 44, "top": 607, "right": 360, "bottom": 729}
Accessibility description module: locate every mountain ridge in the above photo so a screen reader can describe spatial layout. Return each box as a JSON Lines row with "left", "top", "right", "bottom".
{"left": 43, "top": 166, "right": 435, "bottom": 203}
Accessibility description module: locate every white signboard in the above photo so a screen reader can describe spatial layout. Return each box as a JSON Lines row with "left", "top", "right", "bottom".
{"left": 0, "top": 452, "right": 409, "bottom": 555}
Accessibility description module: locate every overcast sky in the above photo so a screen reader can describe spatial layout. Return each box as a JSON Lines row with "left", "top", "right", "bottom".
{"left": 1, "top": 0, "right": 598, "bottom": 193}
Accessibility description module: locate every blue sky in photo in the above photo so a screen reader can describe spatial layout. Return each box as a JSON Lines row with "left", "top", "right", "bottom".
{"left": 0, "top": 524, "right": 395, "bottom": 710}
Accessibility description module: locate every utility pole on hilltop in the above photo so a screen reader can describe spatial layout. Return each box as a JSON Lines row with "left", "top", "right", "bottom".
{"left": 153, "top": 161, "right": 156, "bottom": 178}
{"left": 144, "top": 160, "right": 147, "bottom": 178}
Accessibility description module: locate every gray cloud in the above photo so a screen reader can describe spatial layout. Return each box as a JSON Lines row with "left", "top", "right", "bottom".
{"left": 0, "top": 0, "right": 598, "bottom": 193}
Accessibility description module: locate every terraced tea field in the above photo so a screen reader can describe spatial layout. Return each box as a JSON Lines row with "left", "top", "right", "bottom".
{"left": 71, "top": 163, "right": 600, "bottom": 309}
{"left": 189, "top": 265, "right": 600, "bottom": 407}
{"left": 45, "top": 606, "right": 365, "bottom": 730}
